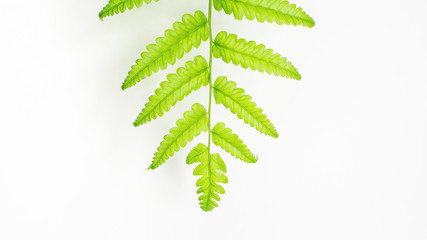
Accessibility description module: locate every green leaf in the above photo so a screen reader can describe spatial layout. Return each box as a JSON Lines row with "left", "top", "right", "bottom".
{"left": 186, "top": 143, "right": 209, "bottom": 165}
{"left": 212, "top": 122, "right": 258, "bottom": 163}
{"left": 134, "top": 56, "right": 209, "bottom": 127}
{"left": 122, "top": 11, "right": 209, "bottom": 90}
{"left": 99, "top": 0, "right": 160, "bottom": 20}
{"left": 213, "top": 0, "right": 315, "bottom": 28}
{"left": 187, "top": 144, "right": 228, "bottom": 211}
{"left": 213, "top": 31, "right": 301, "bottom": 80}
{"left": 213, "top": 76, "right": 278, "bottom": 138}
{"left": 149, "top": 103, "right": 208, "bottom": 169}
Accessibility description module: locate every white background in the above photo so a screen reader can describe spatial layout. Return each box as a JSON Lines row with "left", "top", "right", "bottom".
{"left": 1, "top": 0, "right": 426, "bottom": 239}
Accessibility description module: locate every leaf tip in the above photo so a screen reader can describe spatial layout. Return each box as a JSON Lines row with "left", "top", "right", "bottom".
{"left": 201, "top": 206, "right": 213, "bottom": 212}
{"left": 121, "top": 82, "right": 128, "bottom": 90}
{"left": 98, "top": 9, "right": 106, "bottom": 21}
{"left": 310, "top": 20, "right": 316, "bottom": 28}
{"left": 307, "top": 16, "right": 316, "bottom": 28}
{"left": 252, "top": 156, "right": 259, "bottom": 163}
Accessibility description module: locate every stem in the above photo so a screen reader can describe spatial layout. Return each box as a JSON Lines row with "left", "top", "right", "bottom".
{"left": 207, "top": 0, "right": 213, "bottom": 157}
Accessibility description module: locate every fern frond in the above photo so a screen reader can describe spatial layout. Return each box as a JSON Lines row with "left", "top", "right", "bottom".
{"left": 134, "top": 56, "right": 209, "bottom": 127}
{"left": 149, "top": 103, "right": 208, "bottom": 169}
{"left": 212, "top": 122, "right": 258, "bottom": 163}
{"left": 122, "top": 11, "right": 209, "bottom": 90}
{"left": 187, "top": 144, "right": 228, "bottom": 211}
{"left": 213, "top": 31, "right": 301, "bottom": 80}
{"left": 99, "top": 0, "right": 159, "bottom": 20}
{"left": 213, "top": 76, "right": 278, "bottom": 138}
{"left": 213, "top": 0, "right": 315, "bottom": 27}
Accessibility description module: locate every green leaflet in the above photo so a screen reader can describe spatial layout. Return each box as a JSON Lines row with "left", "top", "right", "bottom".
{"left": 213, "top": 0, "right": 315, "bottom": 28}
{"left": 187, "top": 144, "right": 228, "bottom": 211}
{"left": 212, "top": 122, "right": 258, "bottom": 163}
{"left": 213, "top": 31, "right": 301, "bottom": 80}
{"left": 149, "top": 103, "right": 208, "bottom": 169}
{"left": 122, "top": 11, "right": 209, "bottom": 90}
{"left": 99, "top": 0, "right": 159, "bottom": 20}
{"left": 213, "top": 76, "right": 278, "bottom": 138}
{"left": 134, "top": 56, "right": 209, "bottom": 127}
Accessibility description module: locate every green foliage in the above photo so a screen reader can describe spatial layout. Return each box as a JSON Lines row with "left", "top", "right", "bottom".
{"left": 122, "top": 11, "right": 209, "bottom": 90}
{"left": 149, "top": 103, "right": 208, "bottom": 170}
{"left": 213, "top": 0, "right": 315, "bottom": 27}
{"left": 213, "top": 76, "right": 278, "bottom": 138}
{"left": 187, "top": 144, "right": 228, "bottom": 211}
{"left": 100, "top": 0, "right": 314, "bottom": 211}
{"left": 99, "top": 0, "right": 159, "bottom": 20}
{"left": 212, "top": 122, "right": 258, "bottom": 163}
{"left": 134, "top": 56, "right": 209, "bottom": 127}
{"left": 213, "top": 31, "right": 301, "bottom": 79}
